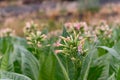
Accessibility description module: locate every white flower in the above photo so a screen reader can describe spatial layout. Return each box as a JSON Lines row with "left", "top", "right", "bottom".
{"left": 25, "top": 22, "right": 31, "bottom": 29}
{"left": 0, "top": 28, "right": 15, "bottom": 37}
{"left": 36, "top": 31, "right": 41, "bottom": 36}
{"left": 41, "top": 34, "right": 47, "bottom": 39}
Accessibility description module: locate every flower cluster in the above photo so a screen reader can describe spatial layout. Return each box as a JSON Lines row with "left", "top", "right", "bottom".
{"left": 54, "top": 21, "right": 114, "bottom": 63}
{"left": 64, "top": 22, "right": 96, "bottom": 39}
{"left": 54, "top": 28, "right": 88, "bottom": 65}
{"left": 64, "top": 21, "right": 113, "bottom": 42}
{"left": 54, "top": 25, "right": 89, "bottom": 70}
{"left": 54, "top": 35, "right": 87, "bottom": 55}
{"left": 93, "top": 21, "right": 112, "bottom": 38}
{"left": 64, "top": 22, "right": 88, "bottom": 32}
{"left": 24, "top": 21, "right": 47, "bottom": 48}
{"left": 0, "top": 28, "right": 15, "bottom": 37}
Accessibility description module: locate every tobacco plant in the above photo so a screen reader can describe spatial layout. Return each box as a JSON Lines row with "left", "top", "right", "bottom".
{"left": 0, "top": 22, "right": 120, "bottom": 80}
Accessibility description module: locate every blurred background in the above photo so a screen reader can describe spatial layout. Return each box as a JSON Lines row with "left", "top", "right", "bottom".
{"left": 0, "top": 0, "right": 120, "bottom": 36}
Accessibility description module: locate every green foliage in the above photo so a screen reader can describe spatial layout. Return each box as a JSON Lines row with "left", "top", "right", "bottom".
{"left": 78, "top": 47, "right": 96, "bottom": 80}
{"left": 0, "top": 70, "right": 31, "bottom": 80}
{"left": 1, "top": 22, "right": 120, "bottom": 80}
{"left": 0, "top": 37, "right": 39, "bottom": 80}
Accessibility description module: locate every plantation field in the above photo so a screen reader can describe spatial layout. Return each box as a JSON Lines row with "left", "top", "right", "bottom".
{"left": 0, "top": 21, "right": 120, "bottom": 80}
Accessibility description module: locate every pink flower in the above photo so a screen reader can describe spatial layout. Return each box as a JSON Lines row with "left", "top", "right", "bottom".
{"left": 78, "top": 44, "right": 82, "bottom": 52}
{"left": 66, "top": 36, "right": 70, "bottom": 41}
{"left": 54, "top": 50, "right": 63, "bottom": 54}
{"left": 41, "top": 34, "right": 47, "bottom": 39}
{"left": 78, "top": 38, "right": 85, "bottom": 53}
{"left": 25, "top": 22, "right": 31, "bottom": 29}
{"left": 64, "top": 22, "right": 72, "bottom": 29}
{"left": 79, "top": 36, "right": 83, "bottom": 40}
{"left": 74, "top": 23, "right": 81, "bottom": 30}
{"left": 54, "top": 40, "right": 62, "bottom": 47}
{"left": 82, "top": 22, "right": 88, "bottom": 31}
{"left": 59, "top": 36, "right": 70, "bottom": 41}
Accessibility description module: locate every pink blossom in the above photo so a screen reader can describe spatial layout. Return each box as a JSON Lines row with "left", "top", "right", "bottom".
{"left": 41, "top": 34, "right": 47, "bottom": 39}
{"left": 79, "top": 36, "right": 83, "bottom": 40}
{"left": 25, "top": 22, "right": 32, "bottom": 29}
{"left": 64, "top": 22, "right": 72, "bottom": 29}
{"left": 78, "top": 44, "right": 82, "bottom": 52}
{"left": 82, "top": 22, "right": 88, "bottom": 31}
{"left": 66, "top": 36, "right": 70, "bottom": 41}
{"left": 59, "top": 36, "right": 70, "bottom": 41}
{"left": 54, "top": 50, "right": 63, "bottom": 54}
{"left": 74, "top": 23, "right": 81, "bottom": 30}
{"left": 54, "top": 40, "right": 62, "bottom": 47}
{"left": 78, "top": 38, "right": 85, "bottom": 53}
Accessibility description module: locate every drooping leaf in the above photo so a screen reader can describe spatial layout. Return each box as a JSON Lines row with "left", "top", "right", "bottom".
{"left": 107, "top": 73, "right": 115, "bottom": 80}
{"left": 0, "top": 70, "right": 31, "bottom": 80}
{"left": 98, "top": 45, "right": 120, "bottom": 80}
{"left": 87, "top": 54, "right": 107, "bottom": 80}
{"left": 98, "top": 46, "right": 120, "bottom": 60}
{"left": 55, "top": 54, "right": 70, "bottom": 80}
{"left": 0, "top": 37, "right": 39, "bottom": 80}
{"left": 39, "top": 53, "right": 56, "bottom": 80}
{"left": 78, "top": 48, "right": 97, "bottom": 80}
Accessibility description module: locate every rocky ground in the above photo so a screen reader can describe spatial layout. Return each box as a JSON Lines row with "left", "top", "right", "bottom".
{"left": 0, "top": 0, "right": 120, "bottom": 20}
{"left": 0, "top": 1, "right": 78, "bottom": 20}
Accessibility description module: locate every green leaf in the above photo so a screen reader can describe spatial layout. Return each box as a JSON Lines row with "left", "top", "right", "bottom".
{"left": 39, "top": 53, "right": 56, "bottom": 80}
{"left": 62, "top": 27, "right": 69, "bottom": 38}
{"left": 78, "top": 48, "right": 96, "bottom": 80}
{"left": 55, "top": 54, "right": 70, "bottom": 80}
{"left": 14, "top": 45, "right": 39, "bottom": 80}
{"left": 107, "top": 73, "right": 115, "bottom": 80}
{"left": 98, "top": 45, "right": 120, "bottom": 80}
{"left": 98, "top": 46, "right": 120, "bottom": 60}
{"left": 117, "top": 68, "right": 120, "bottom": 80}
{"left": 0, "top": 37, "right": 39, "bottom": 80}
{"left": 87, "top": 55, "right": 106, "bottom": 80}
{"left": 0, "top": 70, "right": 31, "bottom": 80}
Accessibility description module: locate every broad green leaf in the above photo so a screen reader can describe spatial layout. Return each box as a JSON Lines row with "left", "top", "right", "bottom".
{"left": 87, "top": 55, "right": 107, "bottom": 80}
{"left": 107, "top": 73, "right": 115, "bottom": 80}
{"left": 55, "top": 54, "right": 70, "bottom": 80}
{"left": 98, "top": 46, "right": 120, "bottom": 60}
{"left": 98, "top": 45, "right": 120, "bottom": 80}
{"left": 0, "top": 71, "right": 31, "bottom": 80}
{"left": 38, "top": 51, "right": 70, "bottom": 80}
{"left": 78, "top": 48, "right": 96, "bottom": 80}
{"left": 0, "top": 46, "right": 14, "bottom": 71}
{"left": 58, "top": 55, "right": 76, "bottom": 80}
{"left": 14, "top": 45, "right": 39, "bottom": 80}
{"left": 39, "top": 53, "right": 56, "bottom": 80}
{"left": 117, "top": 68, "right": 120, "bottom": 80}
{"left": 0, "top": 37, "right": 39, "bottom": 80}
